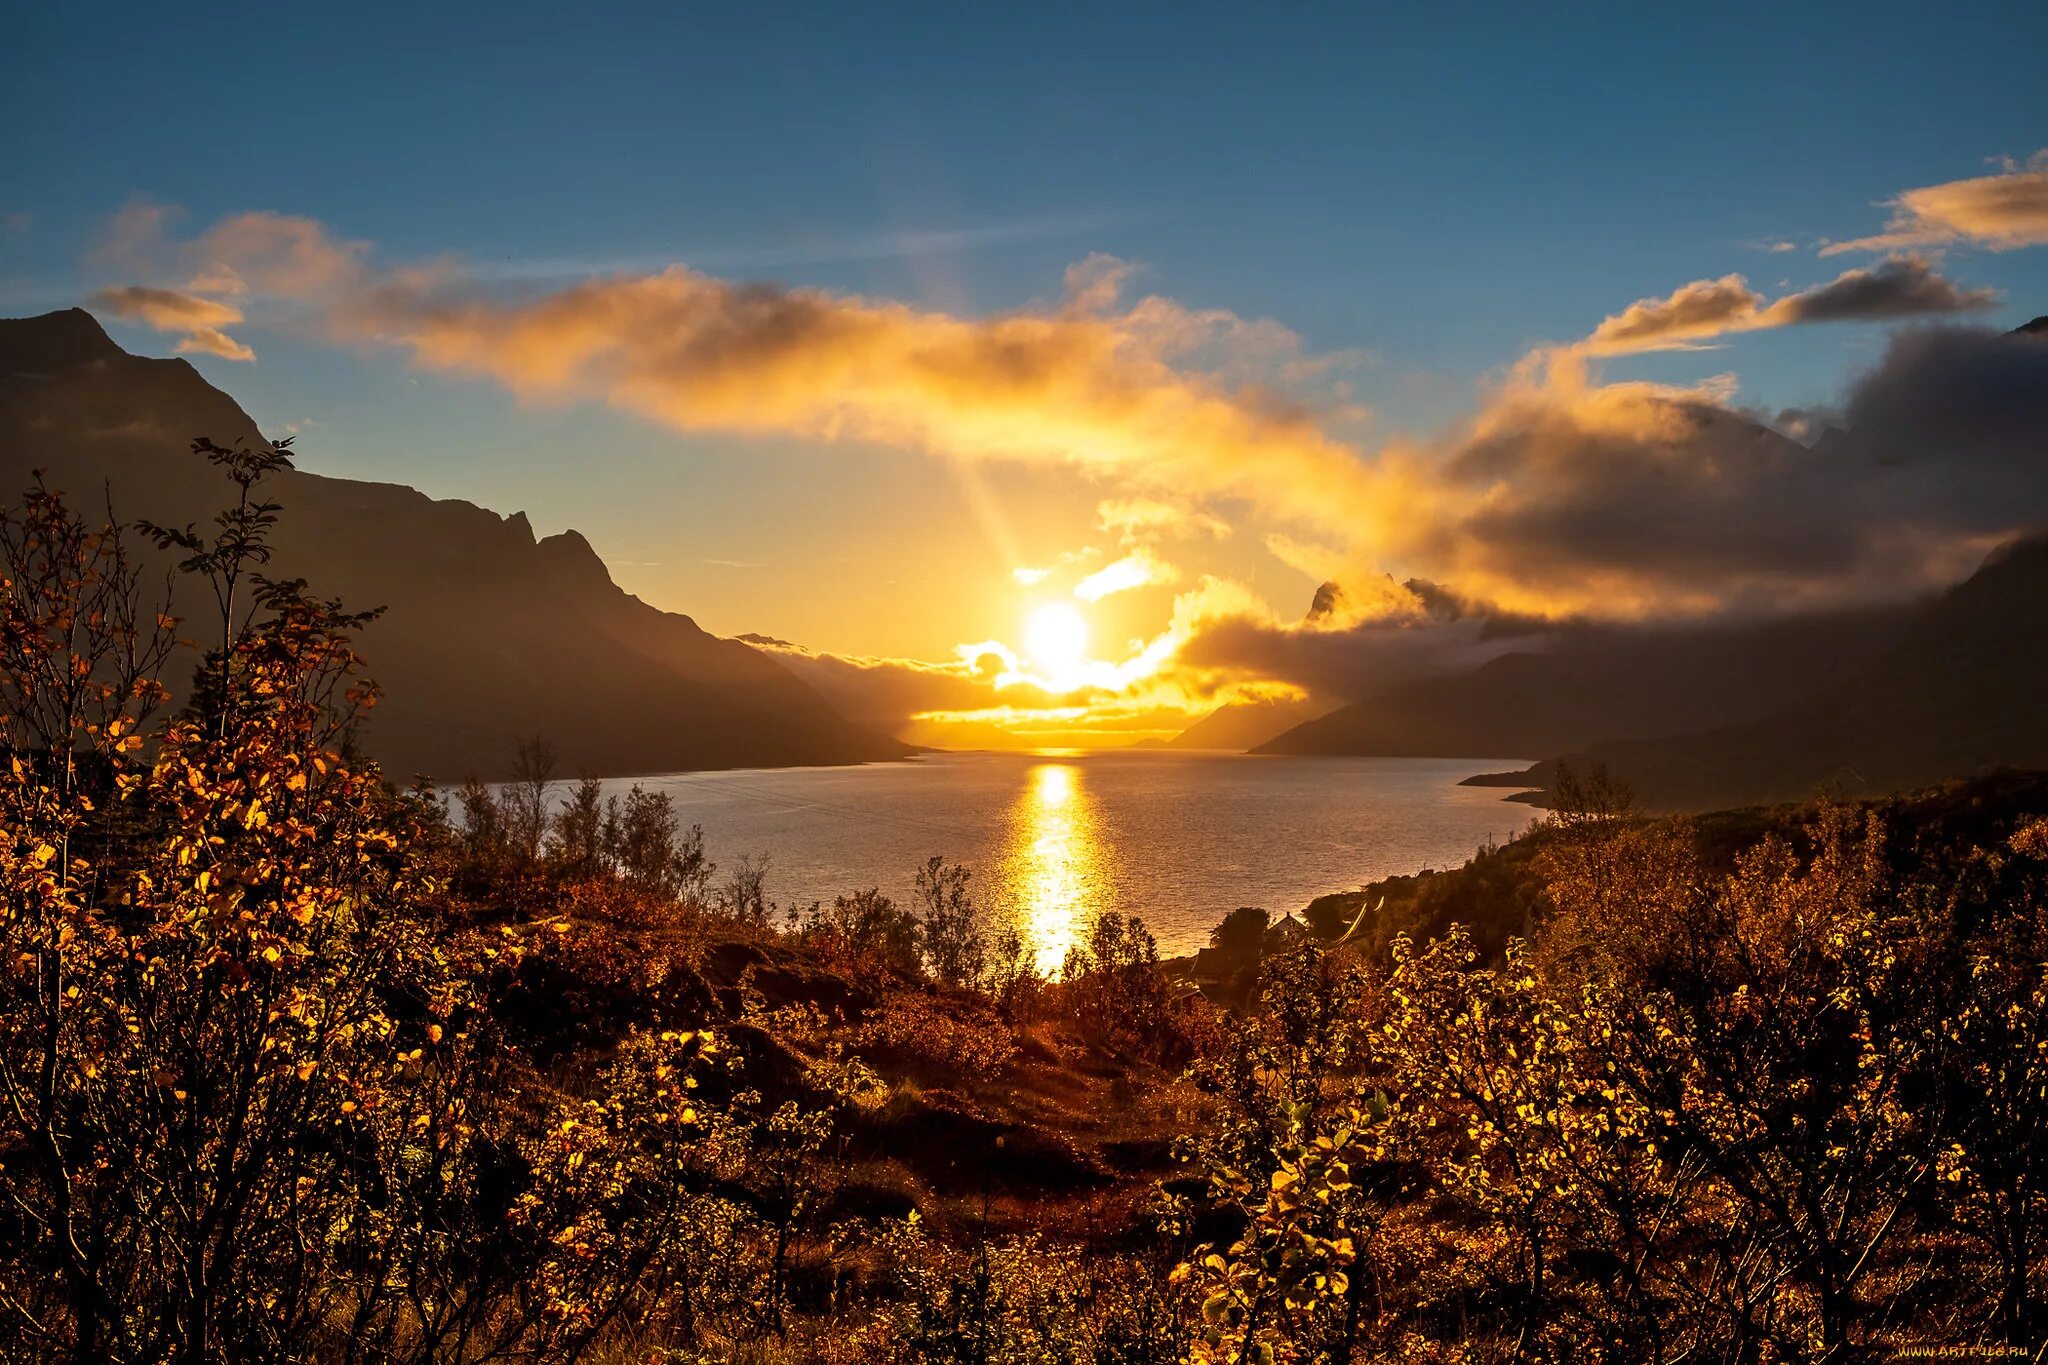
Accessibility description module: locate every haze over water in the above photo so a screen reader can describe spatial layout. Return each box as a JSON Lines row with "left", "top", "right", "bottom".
{"left": 597, "top": 752, "right": 1535, "bottom": 965}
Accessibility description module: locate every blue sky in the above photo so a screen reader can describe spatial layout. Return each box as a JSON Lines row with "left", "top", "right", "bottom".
{"left": 3, "top": 0, "right": 2046, "bottom": 664}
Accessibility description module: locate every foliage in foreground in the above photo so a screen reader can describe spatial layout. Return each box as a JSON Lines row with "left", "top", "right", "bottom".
{"left": 4, "top": 442, "right": 2048, "bottom": 1362}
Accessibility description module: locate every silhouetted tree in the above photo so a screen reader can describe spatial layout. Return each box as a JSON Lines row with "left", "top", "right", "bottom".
{"left": 914, "top": 855, "right": 984, "bottom": 989}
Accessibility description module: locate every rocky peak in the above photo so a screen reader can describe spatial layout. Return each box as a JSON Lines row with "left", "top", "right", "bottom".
{"left": 0, "top": 308, "right": 125, "bottom": 376}
{"left": 1306, "top": 580, "right": 1346, "bottom": 623}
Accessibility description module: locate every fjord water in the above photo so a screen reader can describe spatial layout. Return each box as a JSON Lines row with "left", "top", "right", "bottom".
{"left": 601, "top": 751, "right": 1533, "bottom": 966}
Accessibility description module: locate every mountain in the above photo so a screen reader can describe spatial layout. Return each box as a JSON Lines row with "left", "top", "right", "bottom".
{"left": 1164, "top": 697, "right": 1335, "bottom": 751}
{"left": 1497, "top": 535, "right": 2048, "bottom": 810}
{"left": 0, "top": 309, "right": 909, "bottom": 779}
{"left": 1253, "top": 606, "right": 1911, "bottom": 761}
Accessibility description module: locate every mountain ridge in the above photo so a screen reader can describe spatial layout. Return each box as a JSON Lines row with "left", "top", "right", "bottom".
{"left": 1493, "top": 533, "right": 2048, "bottom": 810}
{"left": 0, "top": 309, "right": 910, "bottom": 780}
{"left": 1247, "top": 604, "right": 1913, "bottom": 762}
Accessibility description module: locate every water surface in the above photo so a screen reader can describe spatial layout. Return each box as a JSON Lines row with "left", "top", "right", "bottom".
{"left": 593, "top": 751, "right": 1534, "bottom": 965}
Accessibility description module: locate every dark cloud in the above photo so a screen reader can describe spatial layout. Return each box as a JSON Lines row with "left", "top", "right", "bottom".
{"left": 1584, "top": 258, "right": 1997, "bottom": 355}
{"left": 1763, "top": 255, "right": 1997, "bottom": 324}
{"left": 1398, "top": 325, "right": 2048, "bottom": 618}
{"left": 1843, "top": 322, "right": 2048, "bottom": 496}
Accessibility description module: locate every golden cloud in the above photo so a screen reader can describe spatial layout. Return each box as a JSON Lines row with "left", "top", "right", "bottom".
{"left": 1823, "top": 152, "right": 2048, "bottom": 255}
{"left": 94, "top": 210, "right": 1402, "bottom": 561}
{"left": 1096, "top": 495, "right": 1232, "bottom": 542}
{"left": 1074, "top": 548, "right": 1179, "bottom": 602}
{"left": 90, "top": 285, "right": 255, "bottom": 361}
{"left": 92, "top": 206, "right": 2048, "bottom": 649}
{"left": 1584, "top": 274, "right": 1764, "bottom": 353}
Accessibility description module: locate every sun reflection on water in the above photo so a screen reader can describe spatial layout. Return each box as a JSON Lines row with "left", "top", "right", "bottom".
{"left": 999, "top": 762, "right": 1111, "bottom": 975}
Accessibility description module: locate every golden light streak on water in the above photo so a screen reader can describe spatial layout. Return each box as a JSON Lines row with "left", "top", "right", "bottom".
{"left": 999, "top": 761, "right": 1111, "bottom": 975}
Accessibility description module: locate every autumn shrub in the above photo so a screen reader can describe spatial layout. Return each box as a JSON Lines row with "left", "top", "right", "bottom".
{"left": 453, "top": 770, "right": 716, "bottom": 931}
{"left": 980, "top": 924, "right": 1047, "bottom": 1026}
{"left": 1173, "top": 797, "right": 2048, "bottom": 1360}
{"left": 850, "top": 991, "right": 1019, "bottom": 1075}
{"left": 790, "top": 886, "right": 923, "bottom": 978}
{"left": 868, "top": 1217, "right": 1195, "bottom": 1364}
{"left": 1180, "top": 941, "right": 1371, "bottom": 1187}
{"left": 0, "top": 447, "right": 744, "bottom": 1364}
{"left": 1058, "top": 911, "right": 1181, "bottom": 1060}
{"left": 913, "top": 855, "right": 986, "bottom": 990}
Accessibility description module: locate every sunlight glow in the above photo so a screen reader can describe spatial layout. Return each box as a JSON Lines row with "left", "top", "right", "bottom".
{"left": 999, "top": 762, "right": 1110, "bottom": 975}
{"left": 1024, "top": 603, "right": 1090, "bottom": 682}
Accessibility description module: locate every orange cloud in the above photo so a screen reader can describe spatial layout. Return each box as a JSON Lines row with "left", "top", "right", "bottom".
{"left": 1382, "top": 325, "right": 2048, "bottom": 620}
{"left": 1584, "top": 274, "right": 1764, "bottom": 353}
{"left": 91, "top": 206, "right": 2048, "bottom": 643}
{"left": 90, "top": 285, "right": 255, "bottom": 361}
{"left": 95, "top": 210, "right": 1397, "bottom": 556}
{"left": 1823, "top": 151, "right": 2048, "bottom": 255}
{"left": 367, "top": 270, "right": 1388, "bottom": 544}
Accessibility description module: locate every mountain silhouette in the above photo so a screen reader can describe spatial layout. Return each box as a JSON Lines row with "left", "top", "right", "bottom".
{"left": 1249, "top": 604, "right": 1910, "bottom": 761}
{"left": 1165, "top": 696, "right": 1334, "bottom": 751}
{"left": 1499, "top": 534, "right": 2048, "bottom": 809}
{"left": 0, "top": 309, "right": 909, "bottom": 780}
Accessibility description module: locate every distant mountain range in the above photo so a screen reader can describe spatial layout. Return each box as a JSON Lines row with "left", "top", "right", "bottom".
{"left": 1251, "top": 604, "right": 1914, "bottom": 763}
{"left": 0, "top": 309, "right": 908, "bottom": 780}
{"left": 1481, "top": 532, "right": 2048, "bottom": 810}
{"left": 1161, "top": 697, "right": 1335, "bottom": 752}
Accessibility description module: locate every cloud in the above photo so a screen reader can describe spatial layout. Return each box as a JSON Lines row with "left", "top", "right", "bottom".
{"left": 100, "top": 213, "right": 1384, "bottom": 541}
{"left": 1063, "top": 252, "right": 1139, "bottom": 314}
{"left": 369, "top": 276, "right": 1381, "bottom": 540}
{"left": 187, "top": 211, "right": 372, "bottom": 296}
{"left": 1839, "top": 322, "right": 2048, "bottom": 473}
{"left": 88, "top": 210, "right": 376, "bottom": 361}
{"left": 90, "top": 285, "right": 255, "bottom": 361}
{"left": 742, "top": 635, "right": 1076, "bottom": 737}
{"left": 1387, "top": 326, "right": 2048, "bottom": 619}
{"left": 90, "top": 199, "right": 183, "bottom": 272}
{"left": 1583, "top": 257, "right": 1996, "bottom": 354}
{"left": 750, "top": 568, "right": 1515, "bottom": 744}
{"left": 1760, "top": 255, "right": 1998, "bottom": 324}
{"left": 1584, "top": 274, "right": 1763, "bottom": 354}
{"left": 90, "top": 204, "right": 2048, "bottom": 648}
{"left": 1165, "top": 580, "right": 1508, "bottom": 703}
{"left": 1073, "top": 548, "right": 1179, "bottom": 602}
{"left": 1097, "top": 495, "right": 1232, "bottom": 543}
{"left": 89, "top": 213, "right": 1424, "bottom": 616}
{"left": 1823, "top": 151, "right": 2048, "bottom": 255}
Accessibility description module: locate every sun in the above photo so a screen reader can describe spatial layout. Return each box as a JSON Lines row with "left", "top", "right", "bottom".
{"left": 1024, "top": 603, "right": 1090, "bottom": 680}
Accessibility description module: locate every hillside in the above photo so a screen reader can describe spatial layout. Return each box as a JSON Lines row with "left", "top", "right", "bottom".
{"left": 1496, "top": 535, "right": 2048, "bottom": 810}
{"left": 0, "top": 309, "right": 908, "bottom": 779}
{"left": 1303, "top": 767, "right": 2048, "bottom": 957}
{"left": 1164, "top": 696, "right": 1333, "bottom": 751}
{"left": 1252, "top": 605, "right": 1909, "bottom": 759}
